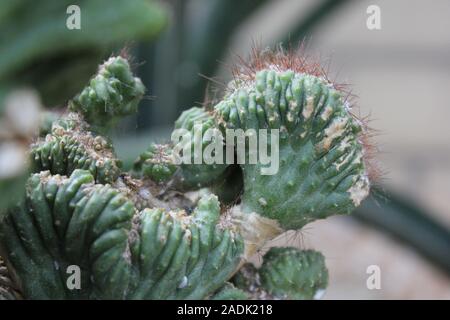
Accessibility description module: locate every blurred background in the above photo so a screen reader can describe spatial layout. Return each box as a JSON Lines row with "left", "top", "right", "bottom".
{"left": 0, "top": 0, "right": 449, "bottom": 299}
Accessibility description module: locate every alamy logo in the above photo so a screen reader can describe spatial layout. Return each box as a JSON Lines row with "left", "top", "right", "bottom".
{"left": 366, "top": 5, "right": 381, "bottom": 30}
{"left": 366, "top": 265, "right": 381, "bottom": 290}
{"left": 66, "top": 265, "right": 81, "bottom": 290}
{"left": 171, "top": 125, "right": 280, "bottom": 175}
{"left": 66, "top": 5, "right": 81, "bottom": 30}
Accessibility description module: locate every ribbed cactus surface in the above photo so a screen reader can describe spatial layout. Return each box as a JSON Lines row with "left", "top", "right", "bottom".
{"left": 0, "top": 50, "right": 371, "bottom": 300}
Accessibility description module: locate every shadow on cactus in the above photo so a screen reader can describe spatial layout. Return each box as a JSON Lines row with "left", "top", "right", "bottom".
{"left": 0, "top": 48, "right": 374, "bottom": 300}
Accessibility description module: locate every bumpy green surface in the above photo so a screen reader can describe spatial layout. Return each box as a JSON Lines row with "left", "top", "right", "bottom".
{"left": 70, "top": 56, "right": 145, "bottom": 129}
{"left": 133, "top": 143, "right": 176, "bottom": 183}
{"left": 259, "top": 247, "right": 328, "bottom": 300}
{"left": 232, "top": 247, "right": 328, "bottom": 300}
{"left": 185, "top": 70, "right": 370, "bottom": 230}
{"left": 173, "top": 107, "right": 229, "bottom": 189}
{"left": 0, "top": 54, "right": 371, "bottom": 300}
{"left": 31, "top": 114, "right": 121, "bottom": 184}
{"left": 134, "top": 107, "right": 229, "bottom": 188}
{"left": 211, "top": 283, "right": 249, "bottom": 300}
{"left": 0, "top": 170, "right": 243, "bottom": 299}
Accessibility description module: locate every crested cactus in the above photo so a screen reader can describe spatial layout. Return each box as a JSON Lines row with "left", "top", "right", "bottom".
{"left": 0, "top": 48, "right": 373, "bottom": 300}
{"left": 0, "top": 170, "right": 243, "bottom": 299}
{"left": 30, "top": 113, "right": 122, "bottom": 184}
{"left": 216, "top": 68, "right": 370, "bottom": 241}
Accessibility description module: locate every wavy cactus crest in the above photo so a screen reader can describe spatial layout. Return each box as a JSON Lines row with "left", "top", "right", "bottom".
{"left": 0, "top": 50, "right": 373, "bottom": 300}
{"left": 0, "top": 169, "right": 243, "bottom": 299}
{"left": 217, "top": 68, "right": 370, "bottom": 230}
{"left": 31, "top": 113, "right": 122, "bottom": 184}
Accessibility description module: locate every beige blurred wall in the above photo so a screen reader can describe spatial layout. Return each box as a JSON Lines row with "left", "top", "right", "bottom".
{"left": 227, "top": 0, "right": 450, "bottom": 299}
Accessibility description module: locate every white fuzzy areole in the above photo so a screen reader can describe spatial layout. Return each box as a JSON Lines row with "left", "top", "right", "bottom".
{"left": 352, "top": 152, "right": 363, "bottom": 166}
{"left": 287, "top": 100, "right": 298, "bottom": 123}
{"left": 302, "top": 96, "right": 315, "bottom": 119}
{"left": 348, "top": 175, "right": 370, "bottom": 206}
{"left": 335, "top": 149, "right": 355, "bottom": 171}
{"left": 320, "top": 105, "right": 333, "bottom": 121}
{"left": 337, "top": 136, "right": 350, "bottom": 152}
{"left": 321, "top": 117, "right": 347, "bottom": 150}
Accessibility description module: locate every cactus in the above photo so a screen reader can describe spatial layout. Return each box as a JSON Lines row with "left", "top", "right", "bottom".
{"left": 69, "top": 56, "right": 146, "bottom": 131}
{"left": 211, "top": 283, "right": 249, "bottom": 300}
{"left": 133, "top": 143, "right": 177, "bottom": 184}
{"left": 0, "top": 170, "right": 243, "bottom": 299}
{"left": 0, "top": 48, "right": 372, "bottom": 300}
{"left": 30, "top": 113, "right": 122, "bottom": 184}
{"left": 219, "top": 69, "right": 369, "bottom": 231}
{"left": 231, "top": 247, "right": 328, "bottom": 300}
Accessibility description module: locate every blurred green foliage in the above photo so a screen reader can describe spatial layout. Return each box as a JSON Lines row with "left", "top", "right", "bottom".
{"left": 0, "top": 0, "right": 167, "bottom": 106}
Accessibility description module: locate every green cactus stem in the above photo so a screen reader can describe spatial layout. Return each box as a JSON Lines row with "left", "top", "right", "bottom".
{"left": 218, "top": 70, "right": 370, "bottom": 230}
{"left": 69, "top": 56, "right": 145, "bottom": 130}
{"left": 0, "top": 51, "right": 372, "bottom": 300}
{"left": 0, "top": 170, "right": 244, "bottom": 299}
{"left": 161, "top": 53, "right": 371, "bottom": 257}
{"left": 30, "top": 113, "right": 122, "bottom": 184}
{"left": 211, "top": 283, "right": 249, "bottom": 300}
{"left": 258, "top": 247, "right": 328, "bottom": 299}
{"left": 133, "top": 143, "right": 177, "bottom": 184}
{"left": 232, "top": 247, "right": 328, "bottom": 300}
{"left": 134, "top": 107, "right": 228, "bottom": 189}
